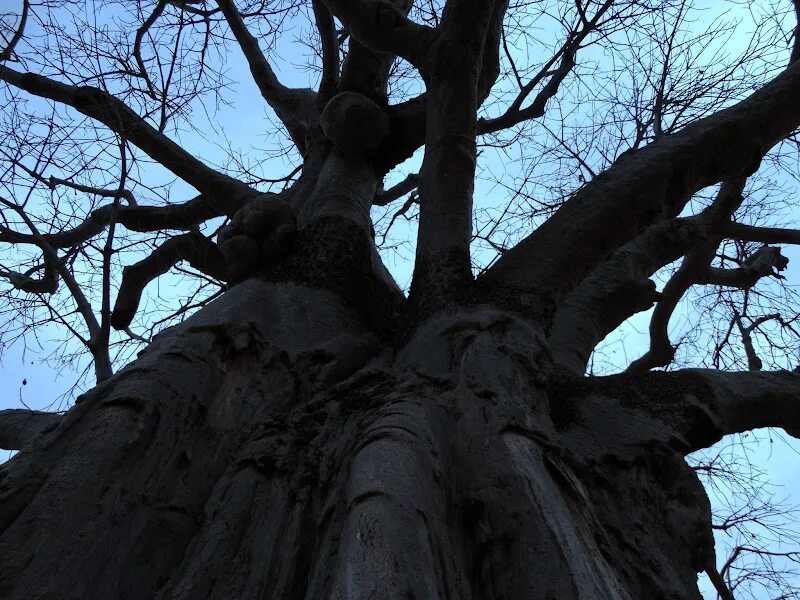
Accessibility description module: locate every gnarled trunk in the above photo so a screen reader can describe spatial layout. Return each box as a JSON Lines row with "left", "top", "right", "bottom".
{"left": 0, "top": 279, "right": 714, "bottom": 599}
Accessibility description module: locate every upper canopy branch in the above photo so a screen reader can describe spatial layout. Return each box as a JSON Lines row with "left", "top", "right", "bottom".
{"left": 110, "top": 231, "right": 226, "bottom": 330}
{"left": 480, "top": 58, "right": 800, "bottom": 318}
{"left": 215, "top": 0, "right": 315, "bottom": 153}
{"left": 0, "top": 64, "right": 257, "bottom": 205}
{"left": 478, "top": 0, "right": 613, "bottom": 135}
{"left": 312, "top": 0, "right": 339, "bottom": 103}
{"left": 320, "top": 0, "right": 437, "bottom": 69}
{"left": 576, "top": 369, "right": 800, "bottom": 457}
{"left": 0, "top": 0, "right": 29, "bottom": 62}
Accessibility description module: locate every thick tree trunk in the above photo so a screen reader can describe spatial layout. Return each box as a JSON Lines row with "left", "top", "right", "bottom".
{"left": 0, "top": 279, "right": 714, "bottom": 599}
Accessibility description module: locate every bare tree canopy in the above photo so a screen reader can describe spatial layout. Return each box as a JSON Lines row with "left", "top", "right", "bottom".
{"left": 1, "top": 0, "right": 800, "bottom": 598}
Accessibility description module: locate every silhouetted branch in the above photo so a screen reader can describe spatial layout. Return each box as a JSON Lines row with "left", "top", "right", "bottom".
{"left": 0, "top": 64, "right": 256, "bottom": 204}
{"left": 215, "top": 0, "right": 315, "bottom": 152}
{"left": 110, "top": 232, "right": 226, "bottom": 330}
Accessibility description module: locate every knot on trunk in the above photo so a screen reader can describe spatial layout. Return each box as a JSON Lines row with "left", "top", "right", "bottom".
{"left": 217, "top": 194, "right": 297, "bottom": 282}
{"left": 320, "top": 92, "right": 389, "bottom": 154}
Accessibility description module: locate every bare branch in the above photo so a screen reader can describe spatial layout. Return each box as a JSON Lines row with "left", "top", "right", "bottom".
{"left": 481, "top": 59, "right": 800, "bottom": 318}
{"left": 0, "top": 194, "right": 243, "bottom": 248}
{"left": 111, "top": 232, "right": 226, "bottom": 330}
{"left": 791, "top": 0, "right": 800, "bottom": 66}
{"left": 0, "top": 64, "right": 256, "bottom": 204}
{"left": 133, "top": 0, "right": 168, "bottom": 99}
{"left": 215, "top": 0, "right": 315, "bottom": 153}
{"left": 720, "top": 222, "right": 800, "bottom": 245}
{"left": 627, "top": 180, "right": 747, "bottom": 373}
{"left": 312, "top": 0, "right": 339, "bottom": 103}
{"left": 479, "top": 0, "right": 613, "bottom": 135}
{"left": 0, "top": 0, "right": 29, "bottom": 62}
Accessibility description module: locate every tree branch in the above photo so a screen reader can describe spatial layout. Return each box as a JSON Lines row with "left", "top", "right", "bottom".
{"left": 576, "top": 368, "right": 800, "bottom": 455}
{"left": 321, "top": 0, "right": 436, "bottom": 69}
{"left": 133, "top": 0, "right": 168, "bottom": 99}
{"left": 0, "top": 194, "right": 246, "bottom": 249}
{"left": 719, "top": 222, "right": 800, "bottom": 245}
{"left": 0, "top": 409, "right": 61, "bottom": 451}
{"left": 667, "top": 369, "right": 800, "bottom": 451}
{"left": 481, "top": 58, "right": 800, "bottom": 318}
{"left": 0, "top": 64, "right": 256, "bottom": 204}
{"left": 215, "top": 0, "right": 315, "bottom": 153}
{"left": 626, "top": 180, "right": 747, "bottom": 373}
{"left": 339, "top": 0, "right": 414, "bottom": 103}
{"left": 373, "top": 173, "right": 418, "bottom": 206}
{"left": 547, "top": 217, "right": 698, "bottom": 373}
{"left": 110, "top": 231, "right": 226, "bottom": 330}
{"left": 478, "top": 0, "right": 613, "bottom": 135}
{"left": 411, "top": 0, "right": 507, "bottom": 306}
{"left": 312, "top": 0, "right": 339, "bottom": 104}
{"left": 0, "top": 0, "right": 29, "bottom": 62}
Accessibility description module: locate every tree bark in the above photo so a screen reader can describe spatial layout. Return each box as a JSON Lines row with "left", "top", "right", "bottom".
{"left": 0, "top": 277, "right": 749, "bottom": 599}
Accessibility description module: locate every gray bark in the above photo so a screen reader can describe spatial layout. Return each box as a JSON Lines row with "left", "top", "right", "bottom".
{"left": 4, "top": 278, "right": 789, "bottom": 599}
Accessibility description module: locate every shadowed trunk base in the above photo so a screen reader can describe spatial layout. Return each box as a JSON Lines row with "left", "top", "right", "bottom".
{"left": 0, "top": 280, "right": 712, "bottom": 599}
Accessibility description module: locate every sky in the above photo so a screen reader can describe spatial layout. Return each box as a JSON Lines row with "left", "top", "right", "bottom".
{"left": 1, "top": 1, "right": 799, "bottom": 597}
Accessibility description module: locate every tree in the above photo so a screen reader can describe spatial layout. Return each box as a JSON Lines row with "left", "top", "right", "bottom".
{"left": 1, "top": 0, "right": 800, "bottom": 597}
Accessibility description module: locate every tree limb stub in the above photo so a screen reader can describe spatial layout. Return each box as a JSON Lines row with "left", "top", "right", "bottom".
{"left": 581, "top": 369, "right": 800, "bottom": 454}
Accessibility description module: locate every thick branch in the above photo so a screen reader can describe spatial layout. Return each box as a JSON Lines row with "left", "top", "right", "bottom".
{"left": 321, "top": 0, "right": 436, "bottom": 69}
{"left": 550, "top": 178, "right": 747, "bottom": 374}
{"left": 548, "top": 217, "right": 705, "bottom": 373}
{"left": 0, "top": 0, "right": 29, "bottom": 62}
{"left": 697, "top": 265, "right": 775, "bottom": 289}
{"left": 666, "top": 369, "right": 800, "bottom": 451}
{"left": 0, "top": 65, "right": 256, "bottom": 203}
{"left": 411, "top": 0, "right": 506, "bottom": 306}
{"left": 0, "top": 256, "right": 58, "bottom": 294}
{"left": 0, "top": 409, "right": 61, "bottom": 451}
{"left": 373, "top": 173, "right": 418, "bottom": 206}
{"left": 579, "top": 369, "right": 800, "bottom": 455}
{"left": 215, "top": 0, "right": 314, "bottom": 152}
{"left": 719, "top": 222, "right": 800, "bottom": 245}
{"left": 0, "top": 194, "right": 246, "bottom": 248}
{"left": 626, "top": 180, "right": 747, "bottom": 373}
{"left": 339, "top": 0, "right": 412, "bottom": 103}
{"left": 110, "top": 232, "right": 226, "bottom": 330}
{"left": 312, "top": 0, "right": 339, "bottom": 103}
{"left": 481, "top": 59, "right": 800, "bottom": 317}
